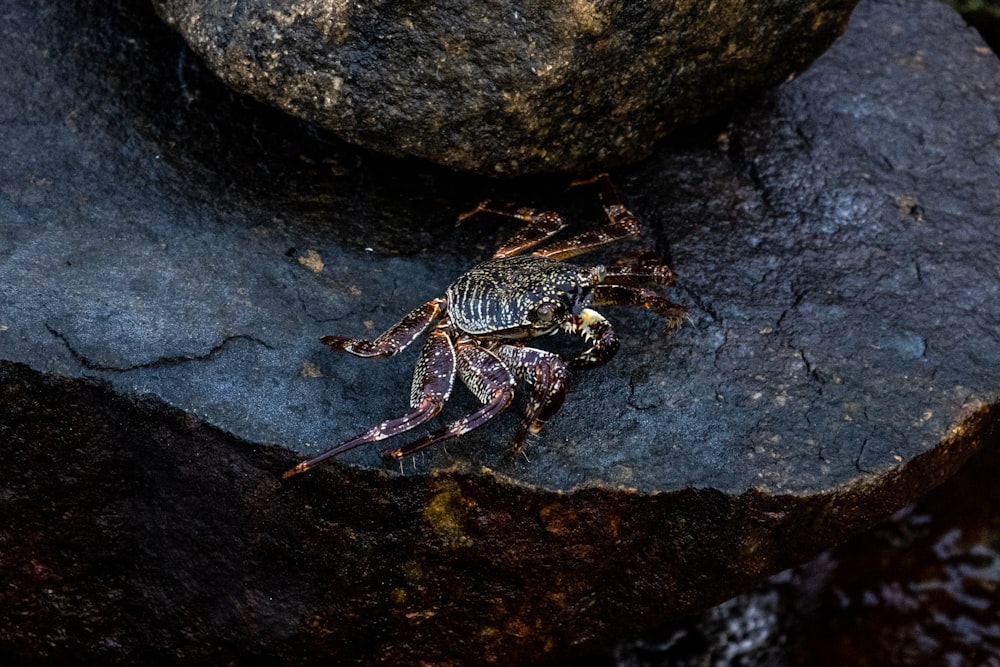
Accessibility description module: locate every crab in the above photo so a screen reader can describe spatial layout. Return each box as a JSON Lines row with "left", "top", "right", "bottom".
{"left": 283, "top": 175, "right": 686, "bottom": 478}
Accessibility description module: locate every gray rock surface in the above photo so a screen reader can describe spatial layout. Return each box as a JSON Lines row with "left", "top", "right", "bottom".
{"left": 2, "top": 0, "right": 999, "bottom": 664}
{"left": 151, "top": 0, "right": 859, "bottom": 176}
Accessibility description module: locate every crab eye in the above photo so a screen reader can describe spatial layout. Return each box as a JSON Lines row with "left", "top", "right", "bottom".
{"left": 533, "top": 304, "right": 556, "bottom": 323}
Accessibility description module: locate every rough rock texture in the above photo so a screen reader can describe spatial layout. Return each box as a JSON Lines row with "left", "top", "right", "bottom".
{"left": 2, "top": 0, "right": 1000, "bottom": 664}
{"left": 150, "top": 0, "right": 859, "bottom": 176}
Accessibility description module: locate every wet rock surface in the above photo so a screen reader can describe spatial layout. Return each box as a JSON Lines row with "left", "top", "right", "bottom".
{"left": 151, "top": 0, "right": 859, "bottom": 176}
{"left": 2, "top": 0, "right": 999, "bottom": 664}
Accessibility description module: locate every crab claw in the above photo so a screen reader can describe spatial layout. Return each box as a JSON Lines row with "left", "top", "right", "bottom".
{"left": 565, "top": 308, "right": 619, "bottom": 370}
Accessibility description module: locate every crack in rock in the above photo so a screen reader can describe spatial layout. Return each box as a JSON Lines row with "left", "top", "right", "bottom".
{"left": 46, "top": 323, "right": 271, "bottom": 372}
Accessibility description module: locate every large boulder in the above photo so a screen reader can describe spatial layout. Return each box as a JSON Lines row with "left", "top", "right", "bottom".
{"left": 151, "top": 0, "right": 860, "bottom": 175}
{"left": 1, "top": 0, "right": 998, "bottom": 663}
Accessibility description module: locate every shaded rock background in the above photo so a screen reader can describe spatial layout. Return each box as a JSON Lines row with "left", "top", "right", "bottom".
{"left": 1, "top": 0, "right": 999, "bottom": 664}
{"left": 946, "top": 0, "right": 1000, "bottom": 50}
{"left": 151, "top": 0, "right": 859, "bottom": 176}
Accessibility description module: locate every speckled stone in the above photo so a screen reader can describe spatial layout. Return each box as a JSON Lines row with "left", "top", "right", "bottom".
{"left": 150, "top": 0, "right": 859, "bottom": 176}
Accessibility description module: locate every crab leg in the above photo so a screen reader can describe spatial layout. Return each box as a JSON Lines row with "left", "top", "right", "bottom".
{"left": 383, "top": 341, "right": 515, "bottom": 460}
{"left": 531, "top": 174, "right": 642, "bottom": 261}
{"left": 321, "top": 297, "right": 446, "bottom": 358}
{"left": 458, "top": 201, "right": 568, "bottom": 259}
{"left": 494, "top": 345, "right": 571, "bottom": 454}
{"left": 282, "top": 327, "right": 456, "bottom": 477}
{"left": 592, "top": 285, "right": 688, "bottom": 329}
{"left": 603, "top": 251, "right": 678, "bottom": 287}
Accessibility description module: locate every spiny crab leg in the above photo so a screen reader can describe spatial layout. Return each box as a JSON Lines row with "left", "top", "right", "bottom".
{"left": 604, "top": 251, "right": 678, "bottom": 287}
{"left": 282, "top": 327, "right": 456, "bottom": 478}
{"left": 383, "top": 341, "right": 515, "bottom": 460}
{"left": 592, "top": 285, "right": 688, "bottom": 329}
{"left": 531, "top": 174, "right": 642, "bottom": 261}
{"left": 494, "top": 345, "right": 571, "bottom": 455}
{"left": 457, "top": 201, "right": 567, "bottom": 259}
{"left": 456, "top": 174, "right": 643, "bottom": 262}
{"left": 321, "top": 297, "right": 446, "bottom": 358}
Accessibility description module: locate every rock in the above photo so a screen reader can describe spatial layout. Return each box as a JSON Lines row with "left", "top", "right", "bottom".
{"left": 606, "top": 423, "right": 1000, "bottom": 665}
{"left": 150, "top": 0, "right": 859, "bottom": 176}
{"left": 2, "top": 0, "right": 1000, "bottom": 664}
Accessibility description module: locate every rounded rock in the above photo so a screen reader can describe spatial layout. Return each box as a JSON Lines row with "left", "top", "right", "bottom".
{"left": 152, "top": 0, "right": 859, "bottom": 175}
